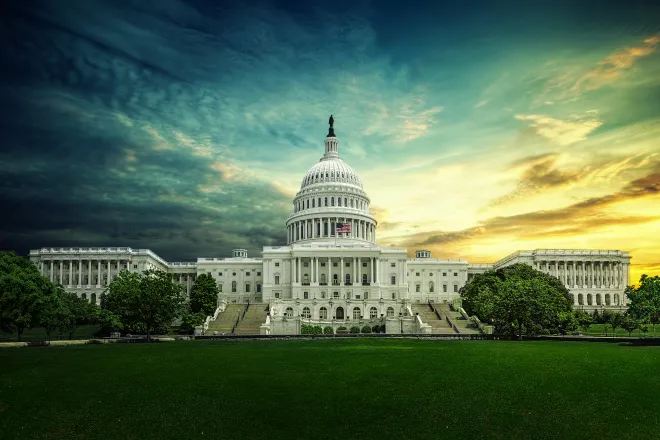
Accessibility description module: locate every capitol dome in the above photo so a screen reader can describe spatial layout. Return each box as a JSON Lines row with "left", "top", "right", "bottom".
{"left": 285, "top": 116, "right": 377, "bottom": 245}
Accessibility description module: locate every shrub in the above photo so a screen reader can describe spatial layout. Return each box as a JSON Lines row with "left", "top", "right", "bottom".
{"left": 337, "top": 326, "right": 347, "bottom": 331}
{"left": 312, "top": 325, "right": 323, "bottom": 335}
{"left": 371, "top": 325, "right": 380, "bottom": 333}
{"left": 361, "top": 325, "right": 372, "bottom": 333}
{"left": 301, "top": 324, "right": 314, "bottom": 334}
{"left": 323, "top": 326, "right": 333, "bottom": 335}
{"left": 349, "top": 326, "right": 360, "bottom": 334}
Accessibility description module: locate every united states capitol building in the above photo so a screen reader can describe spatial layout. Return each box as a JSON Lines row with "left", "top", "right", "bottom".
{"left": 29, "top": 118, "right": 632, "bottom": 334}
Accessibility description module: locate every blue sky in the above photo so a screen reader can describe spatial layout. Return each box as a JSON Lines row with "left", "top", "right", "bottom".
{"left": 1, "top": 0, "right": 659, "bottom": 280}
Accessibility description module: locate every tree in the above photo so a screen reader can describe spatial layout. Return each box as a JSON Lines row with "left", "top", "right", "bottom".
{"left": 558, "top": 311, "right": 578, "bottom": 335}
{"left": 461, "top": 263, "right": 572, "bottom": 337}
{"left": 104, "top": 269, "right": 185, "bottom": 341}
{"left": 608, "top": 312, "right": 623, "bottom": 337}
{"left": 0, "top": 251, "right": 52, "bottom": 340}
{"left": 574, "top": 309, "right": 593, "bottom": 334}
{"left": 61, "top": 292, "right": 97, "bottom": 339}
{"left": 622, "top": 313, "right": 639, "bottom": 337}
{"left": 179, "top": 311, "right": 206, "bottom": 335}
{"left": 39, "top": 285, "right": 72, "bottom": 342}
{"left": 189, "top": 274, "right": 218, "bottom": 316}
{"left": 626, "top": 274, "right": 660, "bottom": 336}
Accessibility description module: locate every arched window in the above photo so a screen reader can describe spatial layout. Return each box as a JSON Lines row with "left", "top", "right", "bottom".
{"left": 353, "top": 307, "right": 361, "bottom": 320}
{"left": 232, "top": 281, "right": 237, "bottom": 292}
{"left": 312, "top": 199, "right": 315, "bottom": 208}
{"left": 415, "top": 283, "right": 421, "bottom": 292}
{"left": 319, "top": 307, "right": 328, "bottom": 320}
{"left": 344, "top": 197, "right": 347, "bottom": 206}
{"left": 578, "top": 293, "right": 584, "bottom": 305}
{"left": 338, "top": 198, "right": 342, "bottom": 207}
{"left": 81, "top": 293, "right": 87, "bottom": 301}
{"left": 362, "top": 274, "right": 367, "bottom": 285}
{"left": 370, "top": 307, "right": 378, "bottom": 318}
{"left": 91, "top": 293, "right": 97, "bottom": 305}
{"left": 605, "top": 294, "right": 611, "bottom": 306}
{"left": 285, "top": 307, "right": 294, "bottom": 318}
{"left": 336, "top": 307, "right": 344, "bottom": 319}
{"left": 596, "top": 294, "right": 602, "bottom": 306}
{"left": 333, "top": 274, "right": 339, "bottom": 285}
{"left": 587, "top": 294, "right": 593, "bottom": 305}
{"left": 350, "top": 199, "right": 354, "bottom": 208}
{"left": 331, "top": 197, "right": 335, "bottom": 206}
{"left": 345, "top": 274, "right": 351, "bottom": 285}
{"left": 386, "top": 307, "right": 395, "bottom": 317}
{"left": 325, "top": 197, "right": 328, "bottom": 206}
{"left": 306, "top": 199, "right": 309, "bottom": 209}
{"left": 302, "top": 307, "right": 311, "bottom": 319}
{"left": 429, "top": 281, "right": 434, "bottom": 293}
{"left": 318, "top": 197, "right": 321, "bottom": 207}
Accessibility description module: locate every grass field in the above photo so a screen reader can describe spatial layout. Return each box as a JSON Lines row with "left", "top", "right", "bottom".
{"left": 1, "top": 339, "right": 659, "bottom": 440}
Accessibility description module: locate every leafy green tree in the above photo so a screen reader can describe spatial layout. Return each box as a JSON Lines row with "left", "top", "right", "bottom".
{"left": 461, "top": 263, "right": 572, "bottom": 337}
{"left": 622, "top": 313, "right": 639, "bottom": 337}
{"left": 558, "top": 311, "right": 578, "bottom": 335}
{"left": 626, "top": 274, "right": 660, "bottom": 336}
{"left": 608, "top": 312, "right": 623, "bottom": 337}
{"left": 180, "top": 311, "right": 206, "bottom": 335}
{"left": 61, "top": 292, "right": 97, "bottom": 339}
{"left": 104, "top": 269, "right": 185, "bottom": 341}
{"left": 189, "top": 274, "right": 219, "bottom": 316}
{"left": 592, "top": 309, "right": 601, "bottom": 324}
{"left": 39, "top": 285, "right": 72, "bottom": 342}
{"left": 0, "top": 251, "right": 53, "bottom": 340}
{"left": 574, "top": 310, "right": 593, "bottom": 334}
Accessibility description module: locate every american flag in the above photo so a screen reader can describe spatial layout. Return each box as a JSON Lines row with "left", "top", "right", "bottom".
{"left": 336, "top": 222, "right": 351, "bottom": 233}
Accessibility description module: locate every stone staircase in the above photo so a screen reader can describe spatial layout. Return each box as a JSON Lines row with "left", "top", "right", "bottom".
{"left": 437, "top": 304, "right": 480, "bottom": 335}
{"left": 411, "top": 304, "right": 456, "bottom": 334}
{"left": 234, "top": 303, "right": 269, "bottom": 335}
{"left": 206, "top": 304, "right": 244, "bottom": 335}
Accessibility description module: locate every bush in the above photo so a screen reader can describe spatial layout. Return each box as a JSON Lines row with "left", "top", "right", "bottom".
{"left": 301, "top": 324, "right": 314, "bottom": 334}
{"left": 323, "top": 326, "right": 333, "bottom": 335}
{"left": 312, "top": 325, "right": 323, "bottom": 335}
{"left": 371, "top": 325, "right": 380, "bottom": 333}
{"left": 349, "top": 326, "right": 360, "bottom": 334}
{"left": 361, "top": 325, "right": 372, "bottom": 333}
{"left": 336, "top": 329, "right": 349, "bottom": 334}
{"left": 337, "top": 326, "right": 347, "bottom": 331}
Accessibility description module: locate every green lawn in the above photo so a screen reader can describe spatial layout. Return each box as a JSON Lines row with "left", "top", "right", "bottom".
{"left": 584, "top": 323, "right": 659, "bottom": 338}
{"left": 1, "top": 339, "right": 659, "bottom": 440}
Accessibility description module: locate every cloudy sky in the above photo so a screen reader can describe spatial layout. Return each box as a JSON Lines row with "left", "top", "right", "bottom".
{"left": 1, "top": 0, "right": 659, "bottom": 282}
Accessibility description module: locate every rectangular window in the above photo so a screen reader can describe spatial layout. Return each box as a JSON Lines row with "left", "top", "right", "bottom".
{"left": 355, "top": 294, "right": 360, "bottom": 300}
{"left": 362, "top": 262, "right": 367, "bottom": 267}
{"left": 218, "top": 272, "right": 222, "bottom": 276}
{"left": 416, "top": 284, "right": 420, "bottom": 292}
{"left": 391, "top": 276, "right": 396, "bottom": 285}
{"left": 391, "top": 292, "right": 396, "bottom": 299}
{"left": 256, "top": 284, "right": 261, "bottom": 293}
{"left": 443, "top": 285, "right": 447, "bottom": 293}
{"left": 391, "top": 263, "right": 395, "bottom": 267}
{"left": 257, "top": 272, "right": 261, "bottom": 276}
{"left": 133, "top": 264, "right": 138, "bottom": 269}
{"left": 245, "top": 284, "right": 250, "bottom": 292}
{"left": 246, "top": 272, "right": 250, "bottom": 276}
{"left": 275, "top": 276, "right": 280, "bottom": 285}
{"left": 364, "top": 292, "right": 368, "bottom": 299}
{"left": 333, "top": 263, "right": 338, "bottom": 267}
{"left": 275, "top": 262, "right": 280, "bottom": 267}
{"left": 304, "top": 262, "right": 309, "bottom": 267}
{"left": 333, "top": 291, "right": 339, "bottom": 299}
{"left": 219, "top": 284, "right": 223, "bottom": 293}
{"left": 321, "top": 263, "right": 326, "bottom": 267}
{"left": 454, "top": 285, "right": 458, "bottom": 292}
{"left": 207, "top": 272, "right": 211, "bottom": 276}
{"left": 275, "top": 292, "right": 280, "bottom": 299}
{"left": 454, "top": 272, "right": 458, "bottom": 277}
{"left": 345, "top": 262, "right": 350, "bottom": 267}
{"left": 321, "top": 291, "right": 326, "bottom": 299}
{"left": 416, "top": 272, "right": 420, "bottom": 276}
{"left": 303, "top": 292, "right": 309, "bottom": 299}
{"left": 443, "top": 272, "right": 447, "bottom": 276}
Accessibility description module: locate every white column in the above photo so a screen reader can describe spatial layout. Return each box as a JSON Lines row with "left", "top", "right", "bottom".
{"left": 297, "top": 257, "right": 301, "bottom": 283}
{"left": 327, "top": 257, "right": 331, "bottom": 285}
{"left": 88, "top": 261, "right": 92, "bottom": 285}
{"left": 375, "top": 256, "right": 379, "bottom": 284}
{"left": 97, "top": 260, "right": 101, "bottom": 285}
{"left": 78, "top": 260, "right": 82, "bottom": 285}
{"left": 354, "top": 257, "right": 358, "bottom": 285}
{"left": 69, "top": 261, "right": 73, "bottom": 285}
{"left": 107, "top": 260, "right": 111, "bottom": 286}
{"left": 59, "top": 261, "right": 63, "bottom": 285}
{"left": 340, "top": 257, "right": 344, "bottom": 285}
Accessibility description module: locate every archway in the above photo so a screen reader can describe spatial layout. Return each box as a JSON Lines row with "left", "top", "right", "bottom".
{"left": 335, "top": 307, "right": 344, "bottom": 319}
